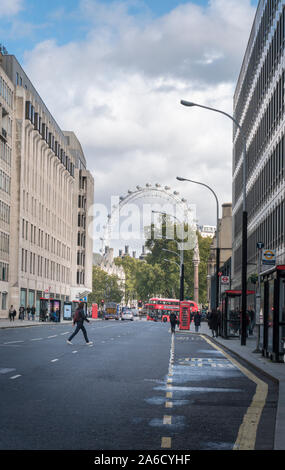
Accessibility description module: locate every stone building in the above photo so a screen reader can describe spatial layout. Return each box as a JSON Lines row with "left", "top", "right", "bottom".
{"left": 0, "top": 53, "right": 94, "bottom": 318}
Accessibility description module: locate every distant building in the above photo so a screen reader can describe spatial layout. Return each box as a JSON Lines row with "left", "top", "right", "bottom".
{"left": 93, "top": 248, "right": 126, "bottom": 303}
{"left": 198, "top": 225, "right": 216, "bottom": 238}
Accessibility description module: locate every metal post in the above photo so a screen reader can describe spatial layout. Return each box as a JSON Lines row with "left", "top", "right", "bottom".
{"left": 253, "top": 243, "right": 263, "bottom": 353}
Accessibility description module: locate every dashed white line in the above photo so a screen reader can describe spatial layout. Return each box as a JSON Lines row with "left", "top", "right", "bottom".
{"left": 47, "top": 335, "right": 57, "bottom": 338}
{"left": 51, "top": 359, "right": 59, "bottom": 363}
{"left": 31, "top": 338, "right": 43, "bottom": 341}
{"left": 10, "top": 375, "right": 21, "bottom": 380}
{"left": 4, "top": 341, "right": 24, "bottom": 344}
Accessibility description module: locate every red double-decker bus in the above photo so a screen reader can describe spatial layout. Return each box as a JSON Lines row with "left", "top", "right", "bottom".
{"left": 145, "top": 298, "right": 179, "bottom": 322}
{"left": 146, "top": 298, "right": 199, "bottom": 322}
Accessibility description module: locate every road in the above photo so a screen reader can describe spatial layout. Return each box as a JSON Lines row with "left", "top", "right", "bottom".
{"left": 0, "top": 319, "right": 278, "bottom": 450}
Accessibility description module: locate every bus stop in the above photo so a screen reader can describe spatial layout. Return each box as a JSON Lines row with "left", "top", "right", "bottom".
{"left": 221, "top": 289, "right": 255, "bottom": 338}
{"left": 260, "top": 265, "right": 285, "bottom": 362}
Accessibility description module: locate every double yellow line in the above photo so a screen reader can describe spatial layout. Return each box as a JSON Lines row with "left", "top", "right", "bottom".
{"left": 202, "top": 335, "right": 268, "bottom": 450}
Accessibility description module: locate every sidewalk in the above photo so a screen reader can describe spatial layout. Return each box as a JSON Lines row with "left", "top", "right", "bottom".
{"left": 195, "top": 322, "right": 285, "bottom": 450}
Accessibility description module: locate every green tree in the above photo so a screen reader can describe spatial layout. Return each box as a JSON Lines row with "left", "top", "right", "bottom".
{"left": 88, "top": 266, "right": 123, "bottom": 306}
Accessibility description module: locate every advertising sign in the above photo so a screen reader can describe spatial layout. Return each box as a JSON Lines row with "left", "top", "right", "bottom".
{"left": 63, "top": 303, "right": 72, "bottom": 320}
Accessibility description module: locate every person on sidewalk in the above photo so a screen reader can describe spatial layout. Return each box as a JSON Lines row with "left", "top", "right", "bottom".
{"left": 169, "top": 312, "right": 178, "bottom": 334}
{"left": 194, "top": 311, "right": 201, "bottom": 333}
{"left": 31, "top": 305, "right": 36, "bottom": 321}
{"left": 209, "top": 309, "right": 219, "bottom": 337}
{"left": 19, "top": 305, "right": 25, "bottom": 320}
{"left": 9, "top": 305, "right": 16, "bottom": 321}
{"left": 67, "top": 302, "right": 93, "bottom": 345}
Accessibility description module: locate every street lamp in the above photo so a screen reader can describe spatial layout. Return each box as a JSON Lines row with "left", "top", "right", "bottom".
{"left": 180, "top": 99, "right": 248, "bottom": 346}
{"left": 176, "top": 176, "right": 220, "bottom": 313}
{"left": 152, "top": 210, "right": 184, "bottom": 301}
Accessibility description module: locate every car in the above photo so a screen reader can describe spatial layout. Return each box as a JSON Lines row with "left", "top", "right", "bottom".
{"left": 121, "top": 309, "right": 134, "bottom": 321}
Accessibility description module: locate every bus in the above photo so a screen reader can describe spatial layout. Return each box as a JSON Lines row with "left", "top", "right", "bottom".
{"left": 146, "top": 298, "right": 180, "bottom": 322}
{"left": 146, "top": 298, "right": 199, "bottom": 322}
{"left": 104, "top": 302, "right": 120, "bottom": 320}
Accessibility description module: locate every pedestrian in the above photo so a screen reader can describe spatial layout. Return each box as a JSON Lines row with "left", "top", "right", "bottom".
{"left": 67, "top": 302, "right": 93, "bottom": 345}
{"left": 169, "top": 311, "right": 177, "bottom": 334}
{"left": 216, "top": 308, "right": 222, "bottom": 337}
{"left": 194, "top": 311, "right": 201, "bottom": 333}
{"left": 31, "top": 305, "right": 36, "bottom": 321}
{"left": 9, "top": 305, "right": 16, "bottom": 321}
{"left": 26, "top": 305, "right": 31, "bottom": 320}
{"left": 19, "top": 305, "right": 25, "bottom": 320}
{"left": 209, "top": 309, "right": 219, "bottom": 337}
{"left": 248, "top": 308, "right": 255, "bottom": 335}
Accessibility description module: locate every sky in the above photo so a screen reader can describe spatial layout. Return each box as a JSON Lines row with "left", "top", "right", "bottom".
{"left": 1, "top": 0, "right": 259, "bottom": 253}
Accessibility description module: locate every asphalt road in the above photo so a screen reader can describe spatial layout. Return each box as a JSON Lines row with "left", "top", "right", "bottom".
{"left": 0, "top": 319, "right": 278, "bottom": 450}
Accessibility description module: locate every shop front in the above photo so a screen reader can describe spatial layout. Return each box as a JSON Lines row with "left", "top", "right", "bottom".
{"left": 260, "top": 265, "right": 285, "bottom": 362}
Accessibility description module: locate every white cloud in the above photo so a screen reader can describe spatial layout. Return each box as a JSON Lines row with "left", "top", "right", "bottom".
{"left": 22, "top": 0, "right": 256, "bottom": 251}
{"left": 0, "top": 0, "right": 23, "bottom": 17}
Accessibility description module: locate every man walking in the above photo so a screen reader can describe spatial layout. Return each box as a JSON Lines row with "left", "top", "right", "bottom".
{"left": 67, "top": 302, "right": 93, "bottom": 345}
{"left": 169, "top": 312, "right": 177, "bottom": 334}
{"left": 194, "top": 311, "right": 201, "bottom": 333}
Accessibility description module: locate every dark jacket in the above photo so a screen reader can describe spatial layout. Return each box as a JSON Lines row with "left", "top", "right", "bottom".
{"left": 74, "top": 308, "right": 89, "bottom": 325}
{"left": 194, "top": 313, "right": 201, "bottom": 326}
{"left": 169, "top": 313, "right": 177, "bottom": 325}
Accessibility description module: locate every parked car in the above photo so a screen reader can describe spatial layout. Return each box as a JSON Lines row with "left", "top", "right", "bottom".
{"left": 121, "top": 309, "right": 134, "bottom": 321}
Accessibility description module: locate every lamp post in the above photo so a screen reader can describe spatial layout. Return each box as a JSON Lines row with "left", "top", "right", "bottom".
{"left": 152, "top": 210, "right": 184, "bottom": 301}
{"left": 180, "top": 99, "right": 247, "bottom": 346}
{"left": 176, "top": 176, "right": 220, "bottom": 312}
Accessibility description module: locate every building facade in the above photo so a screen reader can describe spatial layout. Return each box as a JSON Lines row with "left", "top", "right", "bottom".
{"left": 0, "top": 53, "right": 94, "bottom": 318}
{"left": 0, "top": 57, "right": 13, "bottom": 316}
{"left": 232, "top": 0, "right": 285, "bottom": 289}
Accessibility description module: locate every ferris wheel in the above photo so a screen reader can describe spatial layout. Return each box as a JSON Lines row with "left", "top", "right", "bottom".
{"left": 100, "top": 182, "right": 198, "bottom": 254}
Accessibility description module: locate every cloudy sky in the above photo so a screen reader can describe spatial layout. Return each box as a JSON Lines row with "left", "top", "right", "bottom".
{"left": 1, "top": 0, "right": 258, "bottom": 252}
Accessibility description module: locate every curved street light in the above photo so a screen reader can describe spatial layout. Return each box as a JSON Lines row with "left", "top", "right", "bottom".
{"left": 176, "top": 176, "right": 220, "bottom": 314}
{"left": 180, "top": 99, "right": 247, "bottom": 346}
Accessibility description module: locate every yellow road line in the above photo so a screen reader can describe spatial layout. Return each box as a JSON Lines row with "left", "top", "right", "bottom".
{"left": 202, "top": 335, "right": 268, "bottom": 450}
{"left": 163, "top": 415, "right": 172, "bottom": 425}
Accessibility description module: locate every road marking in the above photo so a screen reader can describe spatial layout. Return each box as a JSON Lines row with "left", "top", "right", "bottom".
{"left": 60, "top": 332, "right": 69, "bottom": 336}
{"left": 163, "top": 415, "right": 172, "bottom": 425}
{"left": 165, "top": 401, "right": 173, "bottom": 408}
{"left": 166, "top": 392, "right": 173, "bottom": 398}
{"left": 31, "top": 338, "right": 43, "bottom": 341}
{"left": 161, "top": 437, "right": 171, "bottom": 448}
{"left": 201, "top": 335, "right": 268, "bottom": 450}
{"left": 48, "top": 335, "right": 57, "bottom": 338}
{"left": 51, "top": 359, "right": 59, "bottom": 363}
{"left": 4, "top": 341, "right": 24, "bottom": 344}
{"left": 10, "top": 375, "right": 21, "bottom": 379}
{"left": 72, "top": 351, "right": 78, "bottom": 354}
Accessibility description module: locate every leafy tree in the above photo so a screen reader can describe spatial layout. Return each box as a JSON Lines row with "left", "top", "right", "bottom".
{"left": 88, "top": 265, "right": 123, "bottom": 306}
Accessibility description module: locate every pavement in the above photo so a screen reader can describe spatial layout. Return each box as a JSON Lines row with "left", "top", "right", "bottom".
{"left": 0, "top": 316, "right": 284, "bottom": 450}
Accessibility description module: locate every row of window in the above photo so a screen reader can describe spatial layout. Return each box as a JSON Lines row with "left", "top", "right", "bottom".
{"left": 0, "top": 200, "right": 10, "bottom": 225}
{"left": 77, "top": 270, "right": 85, "bottom": 285}
{"left": 25, "top": 101, "right": 74, "bottom": 178}
{"left": 21, "top": 218, "right": 71, "bottom": 261}
{"left": 0, "top": 169, "right": 11, "bottom": 195}
{"left": 21, "top": 249, "right": 71, "bottom": 283}
{"left": 77, "top": 251, "right": 85, "bottom": 267}
{"left": 234, "top": 5, "right": 285, "bottom": 168}
{"left": 0, "top": 261, "right": 9, "bottom": 282}
{"left": 234, "top": 0, "right": 280, "bottom": 127}
{"left": 0, "top": 76, "right": 13, "bottom": 108}
{"left": 0, "top": 141, "right": 11, "bottom": 166}
{"left": 234, "top": 71, "right": 284, "bottom": 205}
{"left": 78, "top": 213, "right": 86, "bottom": 229}
{"left": 77, "top": 232, "right": 86, "bottom": 248}
{"left": 0, "top": 231, "right": 9, "bottom": 255}
{"left": 234, "top": 198, "right": 285, "bottom": 274}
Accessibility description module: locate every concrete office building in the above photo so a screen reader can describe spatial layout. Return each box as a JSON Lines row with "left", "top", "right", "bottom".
{"left": 0, "top": 56, "right": 13, "bottom": 316}
{"left": 0, "top": 53, "right": 94, "bottom": 318}
{"left": 232, "top": 0, "right": 285, "bottom": 289}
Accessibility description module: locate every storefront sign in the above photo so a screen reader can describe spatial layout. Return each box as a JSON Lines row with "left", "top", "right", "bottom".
{"left": 221, "top": 276, "right": 230, "bottom": 285}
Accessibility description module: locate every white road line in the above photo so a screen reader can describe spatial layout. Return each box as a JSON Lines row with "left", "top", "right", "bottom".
{"left": 4, "top": 341, "right": 24, "bottom": 344}
{"left": 72, "top": 351, "right": 78, "bottom": 354}
{"left": 60, "top": 332, "right": 69, "bottom": 335}
{"left": 47, "top": 335, "right": 57, "bottom": 338}
{"left": 10, "top": 375, "right": 21, "bottom": 380}
{"left": 31, "top": 338, "right": 43, "bottom": 341}
{"left": 51, "top": 359, "right": 59, "bottom": 363}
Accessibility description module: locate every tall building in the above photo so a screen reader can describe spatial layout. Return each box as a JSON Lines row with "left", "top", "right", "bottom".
{"left": 232, "top": 0, "right": 285, "bottom": 290}
{"left": 0, "top": 53, "right": 94, "bottom": 318}
{"left": 0, "top": 57, "right": 13, "bottom": 314}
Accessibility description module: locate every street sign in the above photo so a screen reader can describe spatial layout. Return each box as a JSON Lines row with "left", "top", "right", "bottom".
{"left": 221, "top": 275, "right": 230, "bottom": 285}
{"left": 262, "top": 249, "right": 276, "bottom": 266}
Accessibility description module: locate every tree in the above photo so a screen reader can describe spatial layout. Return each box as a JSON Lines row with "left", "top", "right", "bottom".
{"left": 88, "top": 266, "right": 123, "bottom": 306}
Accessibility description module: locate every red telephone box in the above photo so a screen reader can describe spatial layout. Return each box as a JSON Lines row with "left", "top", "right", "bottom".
{"left": 179, "top": 301, "right": 191, "bottom": 330}
{"left": 92, "top": 303, "right": 98, "bottom": 319}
